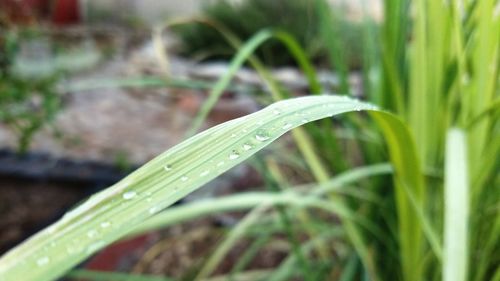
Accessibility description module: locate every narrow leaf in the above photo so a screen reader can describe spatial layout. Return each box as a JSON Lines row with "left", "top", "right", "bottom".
{"left": 443, "top": 128, "right": 469, "bottom": 281}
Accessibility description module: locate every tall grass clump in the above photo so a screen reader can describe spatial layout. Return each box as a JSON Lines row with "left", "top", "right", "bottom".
{"left": 316, "top": 0, "right": 499, "bottom": 280}
{"left": 0, "top": 0, "right": 498, "bottom": 281}
{"left": 172, "top": 0, "right": 364, "bottom": 68}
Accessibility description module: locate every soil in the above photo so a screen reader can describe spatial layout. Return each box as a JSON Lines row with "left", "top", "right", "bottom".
{"left": 0, "top": 177, "right": 86, "bottom": 254}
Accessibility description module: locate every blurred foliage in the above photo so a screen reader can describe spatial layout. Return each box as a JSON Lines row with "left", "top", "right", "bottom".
{"left": 0, "top": 31, "right": 62, "bottom": 154}
{"left": 173, "top": 0, "right": 367, "bottom": 68}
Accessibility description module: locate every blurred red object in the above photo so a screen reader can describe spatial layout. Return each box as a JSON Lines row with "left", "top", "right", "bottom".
{"left": 51, "top": 0, "right": 80, "bottom": 25}
{"left": 0, "top": 0, "right": 81, "bottom": 25}
{"left": 85, "top": 234, "right": 157, "bottom": 271}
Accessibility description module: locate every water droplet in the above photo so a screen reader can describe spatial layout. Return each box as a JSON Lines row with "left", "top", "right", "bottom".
{"left": 230, "top": 133, "right": 237, "bottom": 138}
{"left": 100, "top": 222, "right": 111, "bottom": 228}
{"left": 149, "top": 206, "right": 160, "bottom": 214}
{"left": 87, "top": 229, "right": 98, "bottom": 238}
{"left": 273, "top": 109, "right": 281, "bottom": 115}
{"left": 255, "top": 131, "right": 270, "bottom": 142}
{"left": 163, "top": 165, "right": 172, "bottom": 171}
{"left": 181, "top": 176, "right": 189, "bottom": 182}
{"left": 146, "top": 197, "right": 153, "bottom": 202}
{"left": 243, "top": 144, "right": 252, "bottom": 151}
{"left": 229, "top": 150, "right": 240, "bottom": 160}
{"left": 86, "top": 241, "right": 106, "bottom": 254}
{"left": 217, "top": 161, "right": 225, "bottom": 167}
{"left": 242, "top": 129, "right": 248, "bottom": 133}
{"left": 200, "top": 170, "right": 210, "bottom": 177}
{"left": 282, "top": 123, "right": 293, "bottom": 130}
{"left": 36, "top": 256, "right": 50, "bottom": 266}
{"left": 122, "top": 191, "right": 137, "bottom": 200}
{"left": 355, "top": 107, "right": 362, "bottom": 112}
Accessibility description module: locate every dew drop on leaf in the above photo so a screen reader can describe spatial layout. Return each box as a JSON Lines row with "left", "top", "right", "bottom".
{"left": 100, "top": 222, "right": 111, "bottom": 228}
{"left": 36, "top": 256, "right": 50, "bottom": 266}
{"left": 255, "top": 132, "right": 270, "bottom": 141}
{"left": 229, "top": 150, "right": 240, "bottom": 160}
{"left": 86, "top": 241, "right": 106, "bottom": 254}
{"left": 122, "top": 191, "right": 137, "bottom": 200}
{"left": 149, "top": 206, "right": 160, "bottom": 214}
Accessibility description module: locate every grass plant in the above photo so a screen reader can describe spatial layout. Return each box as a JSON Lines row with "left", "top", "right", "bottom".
{"left": 0, "top": 0, "right": 498, "bottom": 280}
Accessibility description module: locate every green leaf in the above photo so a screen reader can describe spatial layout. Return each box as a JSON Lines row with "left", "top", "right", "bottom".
{"left": 443, "top": 128, "right": 469, "bottom": 281}
{"left": 0, "top": 95, "right": 418, "bottom": 281}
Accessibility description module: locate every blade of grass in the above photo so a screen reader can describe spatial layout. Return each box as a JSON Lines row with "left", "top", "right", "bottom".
{"left": 228, "top": 233, "right": 270, "bottom": 280}
{"left": 194, "top": 205, "right": 270, "bottom": 281}
{"left": 267, "top": 227, "right": 343, "bottom": 281}
{"left": 258, "top": 157, "right": 313, "bottom": 280}
{"left": 370, "top": 111, "right": 426, "bottom": 281}
{"left": 0, "top": 95, "right": 420, "bottom": 281}
{"left": 315, "top": 0, "right": 350, "bottom": 95}
{"left": 443, "top": 128, "right": 469, "bottom": 281}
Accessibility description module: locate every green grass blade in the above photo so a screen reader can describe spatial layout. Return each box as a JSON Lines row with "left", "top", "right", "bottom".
{"left": 229, "top": 234, "right": 270, "bottom": 278}
{"left": 0, "top": 95, "right": 419, "bottom": 281}
{"left": 194, "top": 205, "right": 270, "bottom": 281}
{"left": 443, "top": 128, "right": 469, "bottom": 281}
{"left": 268, "top": 228, "right": 343, "bottom": 281}
{"left": 0, "top": 95, "right": 371, "bottom": 281}
{"left": 315, "top": 0, "right": 350, "bottom": 95}
{"left": 370, "top": 111, "right": 426, "bottom": 281}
